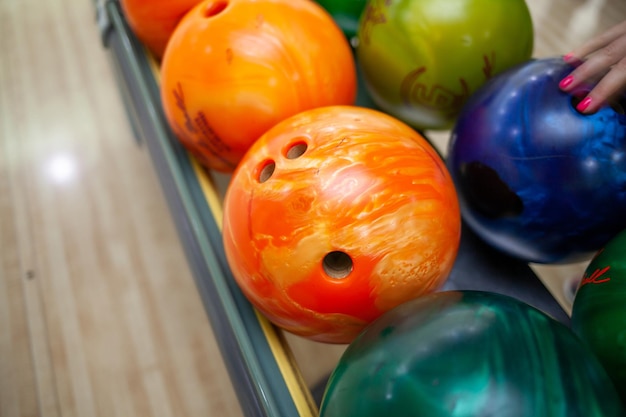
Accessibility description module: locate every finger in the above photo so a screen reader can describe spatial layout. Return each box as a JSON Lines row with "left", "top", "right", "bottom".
{"left": 565, "top": 20, "right": 626, "bottom": 61}
{"left": 576, "top": 58, "right": 626, "bottom": 114}
{"left": 561, "top": 33, "right": 626, "bottom": 92}
{"left": 559, "top": 58, "right": 610, "bottom": 93}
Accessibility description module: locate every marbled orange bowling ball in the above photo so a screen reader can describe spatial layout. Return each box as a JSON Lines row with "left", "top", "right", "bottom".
{"left": 222, "top": 106, "right": 461, "bottom": 344}
{"left": 160, "top": 0, "right": 357, "bottom": 172}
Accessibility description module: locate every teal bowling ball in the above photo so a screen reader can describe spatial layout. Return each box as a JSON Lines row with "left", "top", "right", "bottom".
{"left": 571, "top": 228, "right": 626, "bottom": 403}
{"left": 319, "top": 291, "right": 624, "bottom": 417}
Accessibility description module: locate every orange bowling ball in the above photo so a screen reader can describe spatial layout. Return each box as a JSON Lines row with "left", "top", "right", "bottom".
{"left": 120, "top": 0, "right": 203, "bottom": 59}
{"left": 222, "top": 106, "right": 462, "bottom": 344}
{"left": 160, "top": 0, "right": 357, "bottom": 172}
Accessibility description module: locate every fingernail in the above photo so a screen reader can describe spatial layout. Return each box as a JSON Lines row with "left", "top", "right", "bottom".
{"left": 559, "top": 75, "right": 574, "bottom": 90}
{"left": 577, "top": 96, "right": 592, "bottom": 112}
{"left": 563, "top": 53, "right": 583, "bottom": 67}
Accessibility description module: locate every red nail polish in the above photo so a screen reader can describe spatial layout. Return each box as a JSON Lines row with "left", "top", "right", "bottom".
{"left": 577, "top": 96, "right": 592, "bottom": 112}
{"left": 559, "top": 75, "right": 574, "bottom": 89}
{"left": 563, "top": 53, "right": 574, "bottom": 62}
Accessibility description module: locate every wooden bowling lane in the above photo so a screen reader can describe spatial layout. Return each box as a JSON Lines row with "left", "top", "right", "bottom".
{"left": 0, "top": 0, "right": 625, "bottom": 416}
{"left": 0, "top": 0, "right": 243, "bottom": 416}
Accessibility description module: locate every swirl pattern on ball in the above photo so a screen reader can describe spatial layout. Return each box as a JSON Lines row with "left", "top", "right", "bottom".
{"left": 222, "top": 106, "right": 461, "bottom": 344}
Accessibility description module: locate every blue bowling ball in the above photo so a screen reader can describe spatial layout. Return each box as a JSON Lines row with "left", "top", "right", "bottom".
{"left": 447, "top": 57, "right": 626, "bottom": 264}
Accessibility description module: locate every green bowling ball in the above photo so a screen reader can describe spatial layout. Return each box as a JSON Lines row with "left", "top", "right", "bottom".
{"left": 315, "top": 0, "right": 367, "bottom": 40}
{"left": 355, "top": 0, "right": 534, "bottom": 130}
{"left": 319, "top": 291, "right": 624, "bottom": 417}
{"left": 571, "top": 228, "right": 626, "bottom": 403}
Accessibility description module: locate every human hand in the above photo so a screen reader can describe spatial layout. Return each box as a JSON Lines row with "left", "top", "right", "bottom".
{"left": 558, "top": 19, "right": 626, "bottom": 114}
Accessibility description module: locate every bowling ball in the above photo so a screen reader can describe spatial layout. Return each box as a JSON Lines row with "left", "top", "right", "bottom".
{"left": 319, "top": 290, "right": 625, "bottom": 417}
{"left": 160, "top": 0, "right": 357, "bottom": 172}
{"left": 120, "top": 0, "right": 203, "bottom": 59}
{"left": 571, "top": 227, "right": 626, "bottom": 402}
{"left": 222, "top": 106, "right": 461, "bottom": 344}
{"left": 314, "top": 0, "right": 367, "bottom": 40}
{"left": 356, "top": 0, "right": 533, "bottom": 131}
{"left": 447, "top": 57, "right": 626, "bottom": 264}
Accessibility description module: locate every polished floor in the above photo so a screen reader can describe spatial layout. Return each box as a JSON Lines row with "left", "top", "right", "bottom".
{"left": 1, "top": 0, "right": 625, "bottom": 416}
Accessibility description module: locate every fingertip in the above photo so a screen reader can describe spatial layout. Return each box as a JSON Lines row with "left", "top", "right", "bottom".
{"left": 563, "top": 53, "right": 583, "bottom": 67}
{"left": 576, "top": 96, "right": 593, "bottom": 113}
{"left": 559, "top": 75, "right": 574, "bottom": 90}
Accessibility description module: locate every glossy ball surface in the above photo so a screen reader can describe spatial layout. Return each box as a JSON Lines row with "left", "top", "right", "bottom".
{"left": 319, "top": 290, "right": 625, "bottom": 417}
{"left": 356, "top": 0, "right": 533, "bottom": 130}
{"left": 160, "top": 0, "right": 357, "bottom": 172}
{"left": 222, "top": 106, "right": 461, "bottom": 344}
{"left": 447, "top": 57, "right": 626, "bottom": 264}
{"left": 571, "top": 228, "right": 626, "bottom": 402}
{"left": 120, "top": 0, "right": 203, "bottom": 59}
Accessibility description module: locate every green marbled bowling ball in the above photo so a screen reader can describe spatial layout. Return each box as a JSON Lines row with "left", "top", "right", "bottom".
{"left": 319, "top": 290, "right": 624, "bottom": 417}
{"left": 571, "top": 228, "right": 626, "bottom": 403}
{"left": 355, "top": 0, "right": 534, "bottom": 130}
